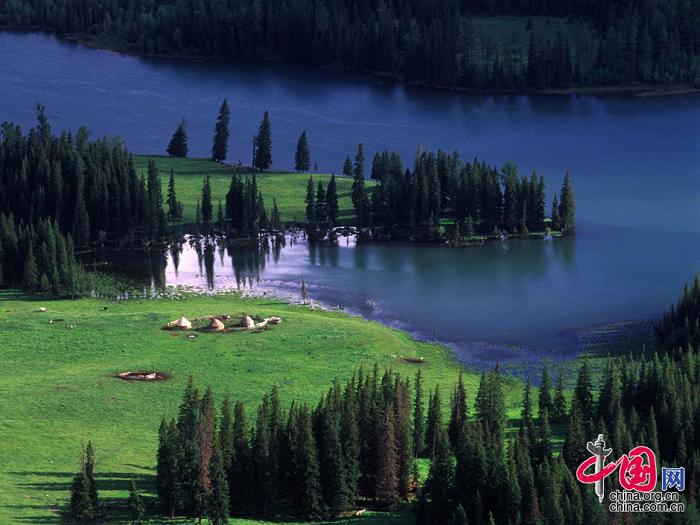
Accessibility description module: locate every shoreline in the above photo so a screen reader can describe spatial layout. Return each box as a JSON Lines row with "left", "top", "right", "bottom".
{"left": 4, "top": 27, "right": 698, "bottom": 99}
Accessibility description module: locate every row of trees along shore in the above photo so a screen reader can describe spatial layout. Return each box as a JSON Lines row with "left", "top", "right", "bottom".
{"left": 171, "top": 101, "right": 575, "bottom": 242}
{"left": 2, "top": 0, "right": 698, "bottom": 90}
{"left": 67, "top": 276, "right": 700, "bottom": 523}
{"left": 325, "top": 144, "right": 575, "bottom": 241}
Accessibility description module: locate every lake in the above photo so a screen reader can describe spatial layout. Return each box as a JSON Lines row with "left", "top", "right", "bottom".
{"left": 3, "top": 31, "right": 699, "bottom": 367}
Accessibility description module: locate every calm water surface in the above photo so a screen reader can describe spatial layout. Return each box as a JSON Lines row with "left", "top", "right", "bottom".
{"left": 2, "top": 31, "right": 699, "bottom": 366}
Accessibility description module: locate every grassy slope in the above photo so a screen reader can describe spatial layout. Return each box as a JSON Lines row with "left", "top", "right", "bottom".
{"left": 0, "top": 292, "right": 524, "bottom": 524}
{"left": 133, "top": 156, "right": 367, "bottom": 226}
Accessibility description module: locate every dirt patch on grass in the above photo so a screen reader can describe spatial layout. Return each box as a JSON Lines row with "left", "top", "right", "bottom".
{"left": 114, "top": 371, "right": 169, "bottom": 381}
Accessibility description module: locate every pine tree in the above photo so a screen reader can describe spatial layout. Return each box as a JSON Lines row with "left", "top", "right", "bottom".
{"left": 351, "top": 144, "right": 369, "bottom": 227}
{"left": 413, "top": 369, "right": 425, "bottom": 457}
{"left": 157, "top": 418, "right": 181, "bottom": 518}
{"left": 85, "top": 441, "right": 98, "bottom": 508}
{"left": 573, "top": 356, "right": 593, "bottom": 429}
{"left": 22, "top": 243, "right": 39, "bottom": 291}
{"left": 551, "top": 194, "right": 561, "bottom": 231}
{"left": 166, "top": 169, "right": 182, "bottom": 222}
{"left": 305, "top": 177, "right": 316, "bottom": 232}
{"left": 376, "top": 408, "right": 399, "bottom": 503}
{"left": 167, "top": 119, "right": 188, "bottom": 158}
{"left": 295, "top": 131, "right": 310, "bottom": 172}
{"left": 254, "top": 111, "right": 272, "bottom": 170}
{"left": 342, "top": 156, "right": 353, "bottom": 177}
{"left": 128, "top": 479, "right": 145, "bottom": 524}
{"left": 539, "top": 364, "right": 552, "bottom": 417}
{"left": 208, "top": 441, "right": 230, "bottom": 525}
{"left": 558, "top": 173, "right": 575, "bottom": 234}
{"left": 325, "top": 174, "right": 339, "bottom": 227}
{"left": 552, "top": 367, "right": 567, "bottom": 423}
{"left": 448, "top": 370, "right": 468, "bottom": 449}
{"left": 423, "top": 425, "right": 455, "bottom": 523}
{"left": 69, "top": 465, "right": 96, "bottom": 521}
{"left": 146, "top": 160, "right": 164, "bottom": 237}
{"left": 293, "top": 405, "right": 323, "bottom": 519}
{"left": 315, "top": 181, "right": 327, "bottom": 228}
{"left": 211, "top": 99, "right": 230, "bottom": 162}
{"left": 201, "top": 176, "right": 213, "bottom": 233}
{"left": 425, "top": 385, "right": 442, "bottom": 457}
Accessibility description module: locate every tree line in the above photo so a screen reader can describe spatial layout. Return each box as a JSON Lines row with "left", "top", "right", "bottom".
{"left": 149, "top": 352, "right": 699, "bottom": 524}
{"left": 335, "top": 144, "right": 574, "bottom": 241}
{"left": 2, "top": 0, "right": 697, "bottom": 91}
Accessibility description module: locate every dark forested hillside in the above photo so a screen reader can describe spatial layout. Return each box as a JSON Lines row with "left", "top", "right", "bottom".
{"left": 0, "top": 0, "right": 698, "bottom": 90}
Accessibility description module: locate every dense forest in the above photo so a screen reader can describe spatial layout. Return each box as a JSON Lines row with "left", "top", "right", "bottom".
{"left": 131, "top": 276, "right": 700, "bottom": 525}
{"left": 1, "top": 0, "right": 698, "bottom": 91}
{"left": 0, "top": 107, "right": 168, "bottom": 294}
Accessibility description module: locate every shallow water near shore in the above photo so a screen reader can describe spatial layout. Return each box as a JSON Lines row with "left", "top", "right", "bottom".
{"left": 85, "top": 225, "right": 697, "bottom": 370}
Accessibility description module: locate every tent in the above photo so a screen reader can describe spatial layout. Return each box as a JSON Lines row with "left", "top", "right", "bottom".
{"left": 172, "top": 316, "right": 192, "bottom": 330}
{"left": 208, "top": 318, "right": 225, "bottom": 332}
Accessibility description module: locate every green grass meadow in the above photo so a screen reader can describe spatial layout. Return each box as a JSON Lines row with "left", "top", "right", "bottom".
{"left": 133, "top": 156, "right": 368, "bottom": 226}
{"left": 0, "top": 292, "right": 526, "bottom": 524}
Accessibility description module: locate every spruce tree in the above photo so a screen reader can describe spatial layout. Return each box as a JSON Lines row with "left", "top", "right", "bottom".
{"left": 167, "top": 119, "right": 188, "bottom": 158}
{"left": 85, "top": 441, "right": 98, "bottom": 507}
{"left": 552, "top": 367, "right": 567, "bottom": 423}
{"left": 208, "top": 442, "right": 230, "bottom": 525}
{"left": 551, "top": 194, "right": 560, "bottom": 230}
{"left": 254, "top": 111, "right": 272, "bottom": 170}
{"left": 342, "top": 156, "right": 353, "bottom": 177}
{"left": 295, "top": 130, "right": 310, "bottom": 172}
{"left": 448, "top": 370, "right": 468, "bottom": 449}
{"left": 293, "top": 405, "right": 323, "bottom": 519}
{"left": 538, "top": 364, "right": 552, "bottom": 417}
{"left": 305, "top": 177, "right": 316, "bottom": 231}
{"left": 166, "top": 169, "right": 182, "bottom": 222}
{"left": 128, "top": 479, "right": 145, "bottom": 524}
{"left": 22, "top": 243, "right": 39, "bottom": 291}
{"left": 351, "top": 144, "right": 369, "bottom": 227}
{"left": 211, "top": 99, "right": 230, "bottom": 162}
{"left": 157, "top": 418, "right": 181, "bottom": 518}
{"left": 69, "top": 465, "right": 96, "bottom": 521}
{"left": 424, "top": 425, "right": 455, "bottom": 523}
{"left": 559, "top": 173, "right": 576, "bottom": 233}
{"left": 315, "top": 181, "right": 327, "bottom": 228}
{"left": 325, "top": 174, "right": 339, "bottom": 226}
{"left": 413, "top": 369, "right": 425, "bottom": 457}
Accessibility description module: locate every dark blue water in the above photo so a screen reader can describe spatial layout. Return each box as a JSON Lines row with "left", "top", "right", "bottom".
{"left": 3, "top": 31, "right": 700, "bottom": 365}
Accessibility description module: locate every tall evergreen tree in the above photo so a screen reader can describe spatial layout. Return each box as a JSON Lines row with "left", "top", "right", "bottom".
{"left": 295, "top": 131, "right": 310, "bottom": 172}
{"left": 325, "top": 174, "right": 339, "bottom": 227}
{"left": 538, "top": 364, "right": 552, "bottom": 417}
{"left": 558, "top": 173, "right": 576, "bottom": 233}
{"left": 413, "top": 369, "right": 425, "bottom": 457}
{"left": 208, "top": 441, "right": 229, "bottom": 525}
{"left": 128, "top": 479, "right": 145, "bottom": 524}
{"left": 166, "top": 169, "right": 182, "bottom": 222}
{"left": 254, "top": 111, "right": 272, "bottom": 170}
{"left": 167, "top": 119, "right": 188, "bottom": 158}
{"left": 211, "top": 99, "right": 230, "bottom": 162}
